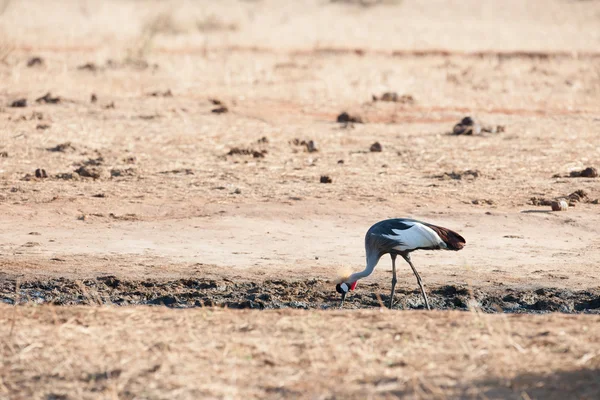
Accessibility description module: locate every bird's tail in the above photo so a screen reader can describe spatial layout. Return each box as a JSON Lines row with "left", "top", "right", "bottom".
{"left": 426, "top": 224, "right": 466, "bottom": 251}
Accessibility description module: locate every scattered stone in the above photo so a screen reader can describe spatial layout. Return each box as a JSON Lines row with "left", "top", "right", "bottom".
{"left": 110, "top": 168, "right": 136, "bottom": 177}
{"left": 233, "top": 188, "right": 242, "bottom": 195}
{"left": 0, "top": 151, "right": 8, "bottom": 157}
{"left": 92, "top": 193, "right": 106, "bottom": 198}
{"left": 9, "top": 99, "right": 27, "bottom": 108}
{"left": 531, "top": 190, "right": 590, "bottom": 207}
{"left": 28, "top": 232, "right": 41, "bottom": 235}
{"left": 77, "top": 63, "right": 99, "bottom": 71}
{"left": 148, "top": 90, "right": 173, "bottom": 97}
{"left": 227, "top": 148, "right": 266, "bottom": 158}
{"left": 437, "top": 169, "right": 480, "bottom": 180}
{"left": 472, "top": 199, "right": 494, "bottom": 205}
{"left": 337, "top": 160, "right": 344, "bottom": 164}
{"left": 530, "top": 197, "right": 553, "bottom": 206}
{"left": 123, "top": 156, "right": 136, "bottom": 164}
{"left": 47, "top": 142, "right": 75, "bottom": 152}
{"left": 91, "top": 94, "right": 98, "bottom": 103}
{"left": 27, "top": 57, "right": 44, "bottom": 67}
{"left": 55, "top": 173, "right": 77, "bottom": 180}
{"left": 369, "top": 142, "right": 382, "bottom": 152}
{"left": 567, "top": 190, "right": 588, "bottom": 203}
{"left": 551, "top": 200, "right": 568, "bottom": 212}
{"left": 337, "top": 112, "right": 363, "bottom": 124}
{"left": 36, "top": 124, "right": 50, "bottom": 130}
{"left": 591, "top": 199, "right": 599, "bottom": 205}
{"left": 320, "top": 175, "right": 332, "bottom": 183}
{"left": 160, "top": 168, "right": 194, "bottom": 175}
{"left": 74, "top": 166, "right": 103, "bottom": 179}
{"left": 36, "top": 92, "right": 61, "bottom": 104}
{"left": 35, "top": 168, "right": 48, "bottom": 179}
{"left": 212, "top": 106, "right": 228, "bottom": 114}
{"left": 139, "top": 114, "right": 160, "bottom": 120}
{"left": 257, "top": 137, "right": 269, "bottom": 144}
{"left": 109, "top": 213, "right": 138, "bottom": 221}
{"left": 209, "top": 98, "right": 223, "bottom": 105}
{"left": 452, "top": 116, "right": 481, "bottom": 135}
{"left": 569, "top": 167, "right": 598, "bottom": 178}
{"left": 372, "top": 92, "right": 415, "bottom": 104}
{"left": 291, "top": 139, "right": 318, "bottom": 153}
{"left": 104, "top": 102, "right": 115, "bottom": 109}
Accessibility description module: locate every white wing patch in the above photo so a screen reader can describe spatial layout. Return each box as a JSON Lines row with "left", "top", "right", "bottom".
{"left": 382, "top": 222, "right": 446, "bottom": 251}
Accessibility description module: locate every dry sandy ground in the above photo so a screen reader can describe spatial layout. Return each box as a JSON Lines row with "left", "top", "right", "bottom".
{"left": 2, "top": 306, "right": 600, "bottom": 400}
{"left": 1, "top": 0, "right": 600, "bottom": 398}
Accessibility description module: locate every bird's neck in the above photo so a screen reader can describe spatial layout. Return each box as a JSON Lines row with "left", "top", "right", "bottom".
{"left": 347, "top": 252, "right": 381, "bottom": 283}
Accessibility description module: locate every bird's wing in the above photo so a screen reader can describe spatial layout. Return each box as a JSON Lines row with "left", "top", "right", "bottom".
{"left": 381, "top": 222, "right": 445, "bottom": 251}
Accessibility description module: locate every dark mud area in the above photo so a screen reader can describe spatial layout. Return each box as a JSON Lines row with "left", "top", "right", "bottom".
{"left": 1, "top": 276, "right": 600, "bottom": 313}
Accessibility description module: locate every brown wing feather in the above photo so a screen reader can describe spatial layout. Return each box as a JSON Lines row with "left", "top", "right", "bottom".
{"left": 424, "top": 224, "right": 466, "bottom": 251}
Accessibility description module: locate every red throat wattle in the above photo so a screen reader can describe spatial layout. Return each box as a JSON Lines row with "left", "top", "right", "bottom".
{"left": 349, "top": 281, "right": 357, "bottom": 291}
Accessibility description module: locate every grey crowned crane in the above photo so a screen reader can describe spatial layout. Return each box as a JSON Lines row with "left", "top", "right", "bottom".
{"left": 336, "top": 218, "right": 466, "bottom": 310}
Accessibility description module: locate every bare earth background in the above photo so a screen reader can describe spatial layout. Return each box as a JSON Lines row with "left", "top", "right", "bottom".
{"left": 1, "top": 0, "right": 600, "bottom": 399}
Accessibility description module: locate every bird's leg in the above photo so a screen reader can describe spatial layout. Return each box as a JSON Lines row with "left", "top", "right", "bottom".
{"left": 389, "top": 254, "right": 397, "bottom": 309}
{"left": 340, "top": 291, "right": 347, "bottom": 309}
{"left": 402, "top": 254, "right": 431, "bottom": 310}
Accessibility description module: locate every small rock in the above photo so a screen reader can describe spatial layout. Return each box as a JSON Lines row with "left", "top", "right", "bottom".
{"left": 568, "top": 190, "right": 588, "bottom": 203}
{"left": 337, "top": 112, "right": 363, "bottom": 124}
{"left": 227, "top": 148, "right": 266, "bottom": 158}
{"left": 27, "top": 57, "right": 44, "bottom": 67}
{"left": 320, "top": 175, "right": 332, "bottom": 184}
{"left": 212, "top": 106, "right": 228, "bottom": 114}
{"left": 373, "top": 92, "right": 415, "bottom": 104}
{"left": 306, "top": 140, "right": 318, "bottom": 153}
{"left": 452, "top": 116, "right": 481, "bottom": 135}
{"left": 0, "top": 151, "right": 8, "bottom": 157}
{"left": 10, "top": 99, "right": 27, "bottom": 108}
{"left": 233, "top": 188, "right": 242, "bottom": 194}
{"left": 35, "top": 168, "right": 48, "bottom": 179}
{"left": 55, "top": 173, "right": 76, "bottom": 180}
{"left": 437, "top": 170, "right": 480, "bottom": 180}
{"left": 78, "top": 63, "right": 99, "bottom": 71}
{"left": 47, "top": 143, "right": 76, "bottom": 152}
{"left": 104, "top": 102, "right": 115, "bottom": 109}
{"left": 369, "top": 142, "right": 382, "bottom": 152}
{"left": 148, "top": 89, "right": 172, "bottom": 97}
{"left": 209, "top": 98, "right": 223, "bottom": 105}
{"left": 36, "top": 124, "right": 50, "bottom": 130}
{"left": 35, "top": 92, "right": 61, "bottom": 104}
{"left": 337, "top": 160, "right": 344, "bottom": 164}
{"left": 551, "top": 200, "right": 568, "bottom": 211}
{"left": 472, "top": 199, "right": 494, "bottom": 205}
{"left": 291, "top": 138, "right": 318, "bottom": 153}
{"left": 110, "top": 168, "right": 136, "bottom": 177}
{"left": 75, "top": 166, "right": 103, "bottom": 179}
{"left": 91, "top": 94, "right": 98, "bottom": 103}
{"left": 257, "top": 136, "right": 269, "bottom": 144}
{"left": 570, "top": 167, "right": 598, "bottom": 178}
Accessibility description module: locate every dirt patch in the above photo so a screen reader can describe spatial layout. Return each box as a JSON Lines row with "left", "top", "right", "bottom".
{"left": 2, "top": 277, "right": 599, "bottom": 313}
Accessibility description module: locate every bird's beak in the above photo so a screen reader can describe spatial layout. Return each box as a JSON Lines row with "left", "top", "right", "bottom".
{"left": 340, "top": 291, "right": 347, "bottom": 309}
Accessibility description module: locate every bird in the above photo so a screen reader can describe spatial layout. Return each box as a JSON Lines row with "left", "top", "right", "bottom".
{"left": 335, "top": 218, "right": 466, "bottom": 310}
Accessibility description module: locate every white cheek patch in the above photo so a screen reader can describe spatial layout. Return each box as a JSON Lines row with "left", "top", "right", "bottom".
{"left": 340, "top": 283, "right": 349, "bottom": 292}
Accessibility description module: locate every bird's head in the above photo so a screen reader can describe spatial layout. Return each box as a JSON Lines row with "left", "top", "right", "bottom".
{"left": 335, "top": 281, "right": 357, "bottom": 295}
{"left": 335, "top": 281, "right": 357, "bottom": 308}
